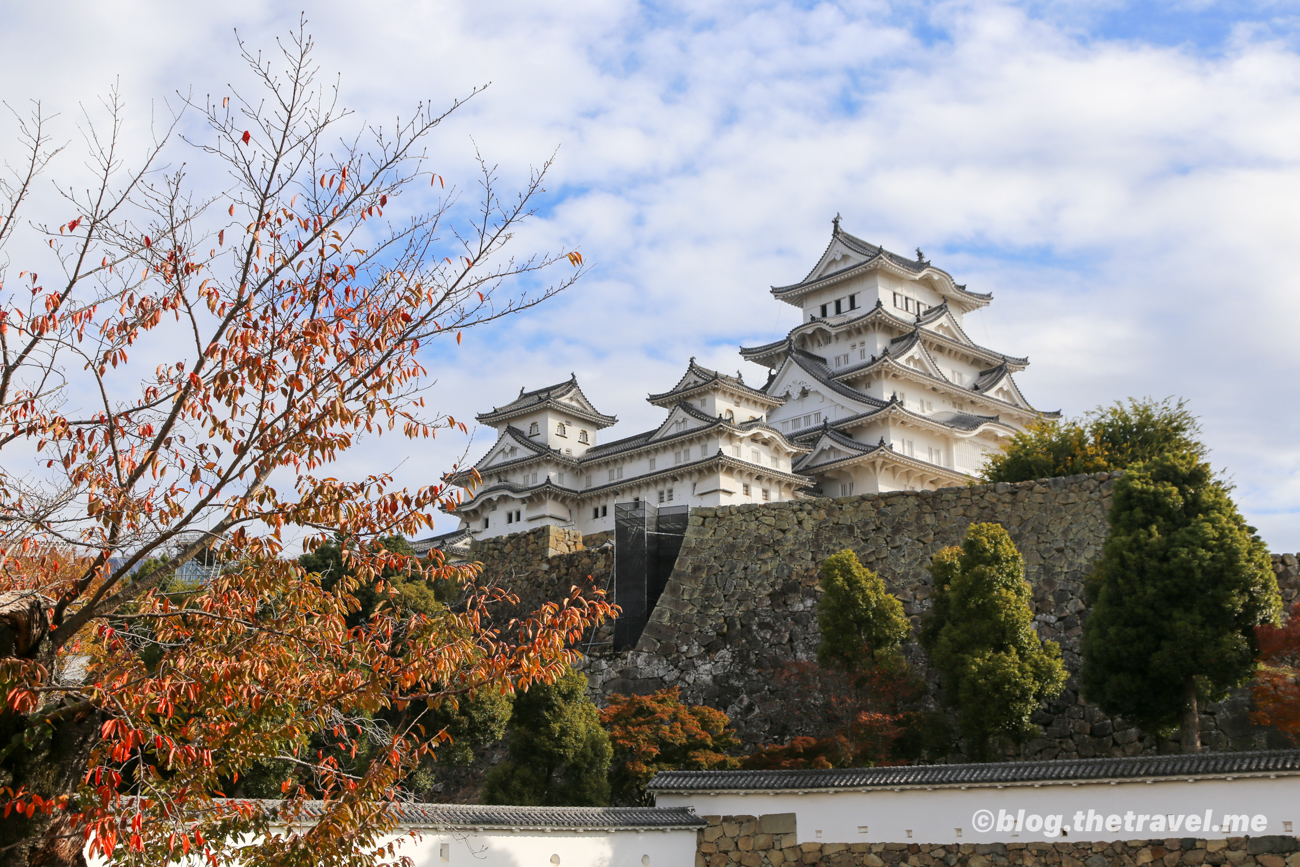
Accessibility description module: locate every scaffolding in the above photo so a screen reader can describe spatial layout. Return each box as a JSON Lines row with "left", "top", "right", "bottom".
{"left": 613, "top": 501, "right": 689, "bottom": 650}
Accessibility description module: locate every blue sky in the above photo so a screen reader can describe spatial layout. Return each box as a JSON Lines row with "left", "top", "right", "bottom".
{"left": 1, "top": 0, "right": 1298, "bottom": 550}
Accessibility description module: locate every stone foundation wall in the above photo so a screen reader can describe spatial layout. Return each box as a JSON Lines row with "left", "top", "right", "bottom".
{"left": 582, "top": 473, "right": 1300, "bottom": 759}
{"left": 468, "top": 525, "right": 615, "bottom": 645}
{"left": 457, "top": 479, "right": 1300, "bottom": 763}
{"left": 697, "top": 815, "right": 1300, "bottom": 867}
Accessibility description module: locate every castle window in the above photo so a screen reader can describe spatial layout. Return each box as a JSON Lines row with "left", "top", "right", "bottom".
{"left": 667, "top": 487, "right": 674, "bottom": 502}
{"left": 840, "top": 482, "right": 854, "bottom": 496}
{"left": 528, "top": 421, "right": 539, "bottom": 436}
{"left": 649, "top": 457, "right": 656, "bottom": 470}
{"left": 657, "top": 489, "right": 666, "bottom": 504}
{"left": 860, "top": 348, "right": 867, "bottom": 360}
{"left": 751, "top": 449, "right": 761, "bottom": 464}
{"left": 584, "top": 474, "right": 593, "bottom": 488}
{"left": 819, "top": 303, "right": 828, "bottom": 318}
{"left": 742, "top": 483, "right": 751, "bottom": 496}
{"left": 601, "top": 505, "right": 608, "bottom": 517}
{"left": 556, "top": 422, "right": 567, "bottom": 437}
{"left": 578, "top": 429, "right": 589, "bottom": 444}
{"left": 761, "top": 489, "right": 770, "bottom": 501}
{"left": 607, "top": 466, "right": 623, "bottom": 482}
{"left": 507, "top": 511, "right": 513, "bottom": 524}
{"left": 849, "top": 294, "right": 858, "bottom": 310}
{"left": 731, "top": 445, "right": 741, "bottom": 457}
{"left": 592, "top": 507, "right": 600, "bottom": 520}
{"left": 484, "top": 516, "right": 490, "bottom": 529}
{"left": 724, "top": 409, "right": 734, "bottom": 422}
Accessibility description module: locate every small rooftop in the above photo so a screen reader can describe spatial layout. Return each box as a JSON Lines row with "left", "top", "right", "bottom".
{"left": 475, "top": 375, "right": 618, "bottom": 428}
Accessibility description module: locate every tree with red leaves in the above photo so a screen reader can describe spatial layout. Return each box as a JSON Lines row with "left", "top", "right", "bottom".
{"left": 0, "top": 25, "right": 610, "bottom": 867}
{"left": 1252, "top": 601, "right": 1300, "bottom": 742}
{"left": 601, "top": 687, "right": 740, "bottom": 805}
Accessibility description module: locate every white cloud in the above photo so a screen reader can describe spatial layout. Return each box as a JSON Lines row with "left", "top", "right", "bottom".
{"left": 2, "top": 0, "right": 1297, "bottom": 549}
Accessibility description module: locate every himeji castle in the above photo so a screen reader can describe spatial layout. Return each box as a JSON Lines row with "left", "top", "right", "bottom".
{"left": 441, "top": 219, "right": 1053, "bottom": 541}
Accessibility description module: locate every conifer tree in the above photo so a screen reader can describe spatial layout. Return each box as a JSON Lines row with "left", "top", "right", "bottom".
{"left": 1082, "top": 452, "right": 1279, "bottom": 751}
{"left": 817, "top": 549, "right": 911, "bottom": 673}
{"left": 482, "top": 666, "right": 612, "bottom": 806}
{"left": 920, "top": 523, "right": 1067, "bottom": 759}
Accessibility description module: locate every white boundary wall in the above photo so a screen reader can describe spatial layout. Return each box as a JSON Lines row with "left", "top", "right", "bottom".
{"left": 383, "top": 827, "right": 692, "bottom": 867}
{"left": 656, "top": 774, "right": 1300, "bottom": 845}
{"left": 88, "top": 824, "right": 695, "bottom": 867}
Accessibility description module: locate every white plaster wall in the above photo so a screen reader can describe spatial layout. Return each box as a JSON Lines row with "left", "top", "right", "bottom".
{"left": 92, "top": 827, "right": 695, "bottom": 867}
{"left": 394, "top": 827, "right": 693, "bottom": 867}
{"left": 657, "top": 775, "right": 1300, "bottom": 846}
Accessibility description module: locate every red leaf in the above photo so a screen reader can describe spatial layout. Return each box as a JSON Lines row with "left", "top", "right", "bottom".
{"left": 379, "top": 195, "right": 387, "bottom": 207}
{"left": 241, "top": 131, "right": 251, "bottom": 145}
{"left": 143, "top": 236, "right": 152, "bottom": 248}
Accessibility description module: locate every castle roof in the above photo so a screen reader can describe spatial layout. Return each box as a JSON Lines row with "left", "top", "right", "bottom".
{"left": 765, "top": 346, "right": 890, "bottom": 410}
{"left": 740, "top": 300, "right": 1028, "bottom": 372}
{"left": 768, "top": 222, "right": 993, "bottom": 310}
{"left": 447, "top": 447, "right": 812, "bottom": 512}
{"left": 648, "top": 358, "right": 782, "bottom": 408}
{"left": 791, "top": 422, "right": 970, "bottom": 483}
{"left": 475, "top": 375, "right": 617, "bottom": 428}
{"left": 782, "top": 396, "right": 1009, "bottom": 445}
{"left": 409, "top": 527, "right": 474, "bottom": 556}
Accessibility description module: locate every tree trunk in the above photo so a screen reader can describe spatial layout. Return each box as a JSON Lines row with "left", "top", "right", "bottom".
{"left": 1180, "top": 676, "right": 1202, "bottom": 753}
{"left": 0, "top": 593, "right": 99, "bottom": 867}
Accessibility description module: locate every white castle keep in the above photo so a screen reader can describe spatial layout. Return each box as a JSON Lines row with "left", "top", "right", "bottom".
{"left": 441, "top": 220, "right": 1053, "bottom": 542}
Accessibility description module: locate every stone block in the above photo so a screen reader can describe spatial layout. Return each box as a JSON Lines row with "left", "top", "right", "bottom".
{"left": 758, "top": 813, "right": 798, "bottom": 835}
{"left": 1249, "top": 838, "right": 1300, "bottom": 855}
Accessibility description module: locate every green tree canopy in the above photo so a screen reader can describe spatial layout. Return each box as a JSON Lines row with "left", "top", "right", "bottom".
{"left": 482, "top": 665, "right": 612, "bottom": 806}
{"left": 816, "top": 549, "right": 911, "bottom": 673}
{"left": 920, "top": 523, "right": 1067, "bottom": 759}
{"left": 983, "top": 397, "right": 1206, "bottom": 483}
{"left": 1081, "top": 452, "right": 1279, "bottom": 751}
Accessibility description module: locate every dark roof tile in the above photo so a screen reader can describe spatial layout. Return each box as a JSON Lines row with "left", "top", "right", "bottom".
{"left": 646, "top": 750, "right": 1300, "bottom": 793}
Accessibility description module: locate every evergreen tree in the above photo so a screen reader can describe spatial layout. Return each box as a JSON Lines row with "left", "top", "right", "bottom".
{"left": 1082, "top": 452, "right": 1279, "bottom": 751}
{"left": 983, "top": 396, "right": 1205, "bottom": 483}
{"left": 920, "top": 523, "right": 1067, "bottom": 759}
{"left": 482, "top": 666, "right": 612, "bottom": 806}
{"left": 817, "top": 549, "right": 911, "bottom": 673}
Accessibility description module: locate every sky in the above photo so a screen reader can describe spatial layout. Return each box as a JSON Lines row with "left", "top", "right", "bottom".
{"left": 0, "top": 0, "right": 1298, "bottom": 551}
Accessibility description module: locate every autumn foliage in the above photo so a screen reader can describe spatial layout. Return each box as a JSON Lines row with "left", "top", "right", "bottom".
{"left": 0, "top": 26, "right": 607, "bottom": 867}
{"left": 1252, "top": 602, "right": 1300, "bottom": 742}
{"left": 738, "top": 661, "right": 919, "bottom": 770}
{"left": 601, "top": 687, "right": 740, "bottom": 805}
